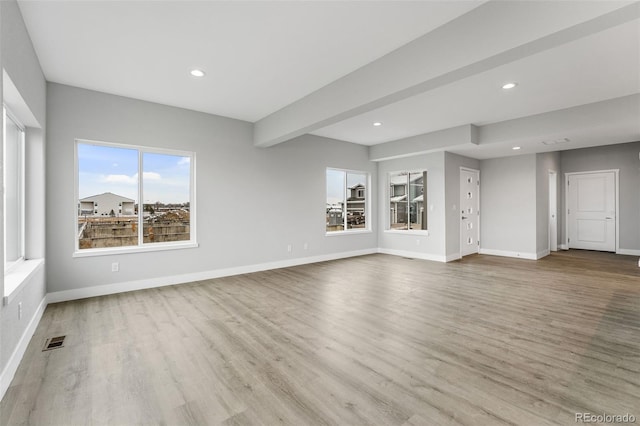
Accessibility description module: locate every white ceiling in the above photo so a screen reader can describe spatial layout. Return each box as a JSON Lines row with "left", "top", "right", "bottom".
{"left": 18, "top": 0, "right": 481, "bottom": 122}
{"left": 312, "top": 20, "right": 640, "bottom": 145}
{"left": 17, "top": 0, "right": 640, "bottom": 158}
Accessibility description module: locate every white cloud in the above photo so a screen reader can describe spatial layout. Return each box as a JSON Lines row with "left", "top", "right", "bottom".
{"left": 142, "top": 171, "right": 162, "bottom": 181}
{"left": 102, "top": 174, "right": 137, "bottom": 184}
{"left": 177, "top": 157, "right": 190, "bottom": 166}
{"left": 101, "top": 171, "right": 162, "bottom": 185}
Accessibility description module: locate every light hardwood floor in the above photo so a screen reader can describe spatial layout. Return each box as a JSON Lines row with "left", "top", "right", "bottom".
{"left": 1, "top": 251, "right": 639, "bottom": 425}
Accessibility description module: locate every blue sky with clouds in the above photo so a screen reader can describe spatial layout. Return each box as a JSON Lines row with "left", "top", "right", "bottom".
{"left": 78, "top": 143, "right": 190, "bottom": 204}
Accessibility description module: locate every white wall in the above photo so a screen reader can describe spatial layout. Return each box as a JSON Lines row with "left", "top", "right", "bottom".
{"left": 0, "top": 0, "right": 47, "bottom": 387}
{"left": 560, "top": 141, "right": 640, "bottom": 253}
{"left": 376, "top": 151, "right": 447, "bottom": 261}
{"left": 479, "top": 154, "right": 538, "bottom": 258}
{"left": 46, "top": 83, "right": 377, "bottom": 295}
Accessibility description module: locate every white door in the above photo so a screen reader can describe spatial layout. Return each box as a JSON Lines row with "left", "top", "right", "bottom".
{"left": 568, "top": 171, "right": 616, "bottom": 252}
{"left": 460, "top": 168, "right": 480, "bottom": 257}
{"left": 549, "top": 171, "right": 558, "bottom": 252}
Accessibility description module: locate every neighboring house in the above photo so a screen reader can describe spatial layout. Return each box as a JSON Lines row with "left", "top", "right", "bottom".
{"left": 389, "top": 173, "right": 425, "bottom": 226}
{"left": 346, "top": 183, "right": 366, "bottom": 214}
{"left": 78, "top": 192, "right": 135, "bottom": 217}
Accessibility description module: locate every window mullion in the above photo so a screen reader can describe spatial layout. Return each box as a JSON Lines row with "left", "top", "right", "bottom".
{"left": 343, "top": 172, "right": 348, "bottom": 230}
{"left": 20, "top": 124, "right": 25, "bottom": 260}
{"left": 3, "top": 107, "right": 7, "bottom": 266}
{"left": 406, "top": 174, "right": 410, "bottom": 230}
{"left": 138, "top": 150, "right": 144, "bottom": 246}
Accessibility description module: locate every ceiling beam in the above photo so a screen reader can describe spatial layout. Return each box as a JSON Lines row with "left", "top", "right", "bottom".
{"left": 254, "top": 1, "right": 639, "bottom": 148}
{"left": 369, "top": 124, "right": 478, "bottom": 162}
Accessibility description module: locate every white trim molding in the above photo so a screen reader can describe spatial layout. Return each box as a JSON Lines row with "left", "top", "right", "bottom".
{"left": 617, "top": 248, "right": 640, "bottom": 256}
{"left": 0, "top": 296, "right": 47, "bottom": 400}
{"left": 377, "top": 248, "right": 447, "bottom": 262}
{"left": 446, "top": 253, "right": 462, "bottom": 262}
{"left": 479, "top": 248, "right": 540, "bottom": 260}
{"left": 48, "top": 249, "right": 378, "bottom": 304}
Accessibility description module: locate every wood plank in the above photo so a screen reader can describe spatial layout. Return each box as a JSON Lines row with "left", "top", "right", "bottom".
{"left": 1, "top": 250, "right": 639, "bottom": 425}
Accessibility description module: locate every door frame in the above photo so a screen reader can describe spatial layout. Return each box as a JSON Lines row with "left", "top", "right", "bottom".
{"left": 564, "top": 169, "right": 619, "bottom": 253}
{"left": 549, "top": 170, "right": 558, "bottom": 252}
{"left": 460, "top": 167, "right": 480, "bottom": 258}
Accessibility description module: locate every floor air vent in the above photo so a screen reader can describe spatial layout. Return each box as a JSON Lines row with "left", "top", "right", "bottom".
{"left": 43, "top": 336, "right": 66, "bottom": 351}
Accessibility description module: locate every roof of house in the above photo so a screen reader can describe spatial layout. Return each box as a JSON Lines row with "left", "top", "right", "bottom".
{"left": 389, "top": 174, "right": 423, "bottom": 186}
{"left": 79, "top": 192, "right": 135, "bottom": 203}
{"left": 390, "top": 195, "right": 407, "bottom": 203}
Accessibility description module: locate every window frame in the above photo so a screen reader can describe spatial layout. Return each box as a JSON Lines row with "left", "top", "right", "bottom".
{"left": 386, "top": 169, "right": 428, "bottom": 235}
{"left": 73, "top": 139, "right": 198, "bottom": 257}
{"left": 325, "top": 167, "right": 371, "bottom": 236}
{"left": 3, "top": 106, "right": 26, "bottom": 273}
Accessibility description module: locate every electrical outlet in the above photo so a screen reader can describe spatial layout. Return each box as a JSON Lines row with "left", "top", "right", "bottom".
{"left": 303, "top": 242, "right": 308, "bottom": 250}
{"left": 416, "top": 239, "right": 421, "bottom": 246}
{"left": 111, "top": 262, "right": 119, "bottom": 272}
{"left": 18, "top": 302, "right": 22, "bottom": 320}
{"left": 287, "top": 244, "right": 292, "bottom": 253}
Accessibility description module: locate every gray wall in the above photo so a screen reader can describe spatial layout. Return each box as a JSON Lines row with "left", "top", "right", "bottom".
{"left": 0, "top": 0, "right": 47, "bottom": 378}
{"left": 560, "top": 141, "right": 640, "bottom": 252}
{"left": 480, "top": 154, "right": 538, "bottom": 256}
{"left": 377, "top": 151, "right": 446, "bottom": 260}
{"left": 46, "top": 83, "right": 377, "bottom": 294}
{"left": 536, "top": 152, "right": 560, "bottom": 254}
{"left": 444, "top": 152, "right": 480, "bottom": 259}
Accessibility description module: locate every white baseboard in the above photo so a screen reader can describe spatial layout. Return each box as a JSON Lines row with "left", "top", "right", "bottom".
{"left": 617, "top": 248, "right": 640, "bottom": 256}
{"left": 47, "top": 249, "right": 378, "bottom": 304}
{"left": 559, "top": 244, "right": 569, "bottom": 250}
{"left": 377, "top": 248, "right": 447, "bottom": 262}
{"left": 446, "top": 253, "right": 462, "bottom": 262}
{"left": 0, "top": 296, "right": 47, "bottom": 400}
{"left": 536, "top": 249, "right": 551, "bottom": 259}
{"left": 479, "top": 248, "right": 539, "bottom": 260}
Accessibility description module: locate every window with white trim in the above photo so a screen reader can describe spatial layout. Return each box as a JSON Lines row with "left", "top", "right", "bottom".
{"left": 3, "top": 106, "right": 25, "bottom": 272}
{"left": 76, "top": 140, "right": 195, "bottom": 253}
{"left": 326, "top": 168, "right": 368, "bottom": 232}
{"left": 388, "top": 170, "right": 427, "bottom": 231}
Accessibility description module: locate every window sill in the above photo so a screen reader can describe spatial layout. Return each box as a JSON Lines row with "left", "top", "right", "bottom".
{"left": 72, "top": 241, "right": 199, "bottom": 258}
{"left": 384, "top": 229, "right": 430, "bottom": 236}
{"left": 3, "top": 258, "right": 45, "bottom": 306}
{"left": 326, "top": 229, "right": 372, "bottom": 236}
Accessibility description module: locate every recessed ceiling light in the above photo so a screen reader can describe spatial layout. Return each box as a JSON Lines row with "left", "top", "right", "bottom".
{"left": 502, "top": 82, "right": 518, "bottom": 90}
{"left": 190, "top": 69, "right": 206, "bottom": 78}
{"left": 373, "top": 122, "right": 383, "bottom": 127}
{"left": 512, "top": 146, "right": 521, "bottom": 150}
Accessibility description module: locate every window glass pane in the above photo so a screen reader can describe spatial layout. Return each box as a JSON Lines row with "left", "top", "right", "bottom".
{"left": 142, "top": 152, "right": 191, "bottom": 244}
{"left": 409, "top": 171, "right": 427, "bottom": 230}
{"left": 389, "top": 170, "right": 427, "bottom": 231}
{"left": 326, "top": 169, "right": 345, "bottom": 232}
{"left": 4, "top": 113, "right": 23, "bottom": 263}
{"left": 389, "top": 172, "right": 408, "bottom": 230}
{"left": 77, "top": 143, "right": 139, "bottom": 249}
{"left": 346, "top": 172, "right": 366, "bottom": 229}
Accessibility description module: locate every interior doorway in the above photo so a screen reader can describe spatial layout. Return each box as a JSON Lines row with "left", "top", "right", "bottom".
{"left": 566, "top": 170, "right": 618, "bottom": 252}
{"left": 549, "top": 171, "right": 558, "bottom": 252}
{"left": 460, "top": 168, "right": 480, "bottom": 257}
